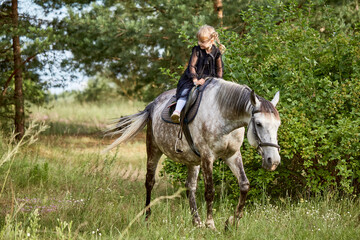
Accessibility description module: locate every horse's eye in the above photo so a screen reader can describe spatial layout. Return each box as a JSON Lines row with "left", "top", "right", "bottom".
{"left": 256, "top": 122, "right": 262, "bottom": 128}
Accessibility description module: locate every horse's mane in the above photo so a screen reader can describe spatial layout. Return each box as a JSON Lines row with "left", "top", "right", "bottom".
{"left": 214, "top": 79, "right": 279, "bottom": 117}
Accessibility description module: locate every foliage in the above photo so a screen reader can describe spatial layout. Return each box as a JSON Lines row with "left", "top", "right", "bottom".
{"left": 72, "top": 75, "right": 121, "bottom": 102}
{"left": 161, "top": 0, "right": 360, "bottom": 200}
{"left": 59, "top": 0, "right": 221, "bottom": 101}
{"left": 1, "top": 209, "right": 74, "bottom": 239}
{"left": 54, "top": 0, "right": 360, "bottom": 103}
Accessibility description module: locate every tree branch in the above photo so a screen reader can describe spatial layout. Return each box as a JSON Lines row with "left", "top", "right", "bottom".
{"left": 1, "top": 44, "right": 13, "bottom": 54}
{"left": 1, "top": 54, "right": 37, "bottom": 102}
{"left": 143, "top": 0, "right": 166, "bottom": 14}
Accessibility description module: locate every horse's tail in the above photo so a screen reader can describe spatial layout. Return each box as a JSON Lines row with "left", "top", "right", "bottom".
{"left": 103, "top": 101, "right": 154, "bottom": 152}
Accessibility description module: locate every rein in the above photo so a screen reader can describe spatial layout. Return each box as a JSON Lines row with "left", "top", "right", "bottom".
{"left": 251, "top": 109, "right": 280, "bottom": 153}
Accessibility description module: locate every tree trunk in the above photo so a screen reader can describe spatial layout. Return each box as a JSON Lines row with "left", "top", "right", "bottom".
{"left": 213, "top": 0, "right": 223, "bottom": 26}
{"left": 12, "top": 0, "right": 25, "bottom": 140}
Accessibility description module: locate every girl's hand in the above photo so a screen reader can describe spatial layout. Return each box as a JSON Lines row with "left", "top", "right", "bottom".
{"left": 198, "top": 78, "right": 205, "bottom": 85}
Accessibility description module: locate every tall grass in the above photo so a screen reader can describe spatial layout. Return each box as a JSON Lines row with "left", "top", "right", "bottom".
{"left": 0, "top": 98, "right": 359, "bottom": 239}
{"left": 30, "top": 99, "right": 145, "bottom": 136}
{"left": 31, "top": 99, "right": 145, "bottom": 125}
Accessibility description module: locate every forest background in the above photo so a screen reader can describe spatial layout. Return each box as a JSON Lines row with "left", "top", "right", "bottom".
{"left": 1, "top": 0, "right": 360, "bottom": 238}
{"left": 1, "top": 0, "right": 360, "bottom": 224}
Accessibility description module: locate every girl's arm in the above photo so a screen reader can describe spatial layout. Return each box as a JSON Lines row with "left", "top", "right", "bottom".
{"left": 188, "top": 47, "right": 199, "bottom": 84}
{"left": 215, "top": 53, "right": 223, "bottom": 78}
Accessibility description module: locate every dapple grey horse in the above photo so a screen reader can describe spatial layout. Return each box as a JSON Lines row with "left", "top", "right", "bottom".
{"left": 105, "top": 78, "right": 281, "bottom": 229}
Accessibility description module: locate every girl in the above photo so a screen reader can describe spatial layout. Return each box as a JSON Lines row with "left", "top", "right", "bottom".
{"left": 171, "top": 25, "right": 225, "bottom": 123}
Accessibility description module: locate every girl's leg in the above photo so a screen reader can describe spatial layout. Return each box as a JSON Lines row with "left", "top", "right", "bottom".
{"left": 175, "top": 88, "right": 190, "bottom": 112}
{"left": 171, "top": 88, "right": 190, "bottom": 123}
{"left": 174, "top": 97, "right": 187, "bottom": 113}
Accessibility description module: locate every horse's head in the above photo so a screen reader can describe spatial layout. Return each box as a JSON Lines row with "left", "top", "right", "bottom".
{"left": 247, "top": 91, "right": 281, "bottom": 171}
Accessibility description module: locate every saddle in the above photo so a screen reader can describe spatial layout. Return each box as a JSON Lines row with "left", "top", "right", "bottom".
{"left": 161, "top": 78, "right": 213, "bottom": 125}
{"left": 161, "top": 78, "right": 213, "bottom": 157}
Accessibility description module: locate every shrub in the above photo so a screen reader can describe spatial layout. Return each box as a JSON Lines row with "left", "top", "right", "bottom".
{"left": 73, "top": 75, "right": 121, "bottom": 103}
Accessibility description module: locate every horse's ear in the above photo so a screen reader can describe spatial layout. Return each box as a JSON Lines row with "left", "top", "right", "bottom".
{"left": 271, "top": 91, "right": 280, "bottom": 107}
{"left": 250, "top": 90, "right": 260, "bottom": 108}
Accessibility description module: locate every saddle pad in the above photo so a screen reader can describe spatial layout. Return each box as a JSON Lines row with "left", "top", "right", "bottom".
{"left": 161, "top": 78, "right": 213, "bottom": 124}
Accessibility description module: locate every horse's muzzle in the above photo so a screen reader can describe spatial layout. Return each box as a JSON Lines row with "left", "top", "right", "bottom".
{"left": 262, "top": 152, "right": 280, "bottom": 171}
{"left": 262, "top": 161, "right": 279, "bottom": 171}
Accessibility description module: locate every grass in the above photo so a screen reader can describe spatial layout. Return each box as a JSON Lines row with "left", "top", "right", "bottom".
{"left": 0, "top": 98, "right": 360, "bottom": 239}
{"left": 30, "top": 97, "right": 145, "bottom": 136}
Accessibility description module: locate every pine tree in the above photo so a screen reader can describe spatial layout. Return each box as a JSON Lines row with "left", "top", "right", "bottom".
{"left": 0, "top": 0, "right": 64, "bottom": 134}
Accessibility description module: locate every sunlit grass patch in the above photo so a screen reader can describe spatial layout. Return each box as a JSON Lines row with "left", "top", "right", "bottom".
{"left": 26, "top": 134, "right": 147, "bottom": 171}
{"left": 31, "top": 99, "right": 145, "bottom": 125}
{"left": 30, "top": 98, "right": 146, "bottom": 137}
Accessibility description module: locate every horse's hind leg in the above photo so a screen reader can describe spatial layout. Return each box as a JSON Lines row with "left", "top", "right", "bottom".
{"left": 145, "top": 120, "right": 162, "bottom": 220}
{"left": 186, "top": 165, "right": 202, "bottom": 227}
{"left": 224, "top": 151, "right": 250, "bottom": 229}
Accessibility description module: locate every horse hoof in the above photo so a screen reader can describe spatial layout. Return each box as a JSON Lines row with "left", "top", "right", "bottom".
{"left": 193, "top": 218, "right": 203, "bottom": 228}
{"left": 205, "top": 219, "right": 216, "bottom": 230}
{"left": 145, "top": 209, "right": 151, "bottom": 221}
{"left": 225, "top": 216, "right": 234, "bottom": 225}
{"left": 225, "top": 214, "right": 243, "bottom": 230}
{"left": 224, "top": 216, "right": 234, "bottom": 231}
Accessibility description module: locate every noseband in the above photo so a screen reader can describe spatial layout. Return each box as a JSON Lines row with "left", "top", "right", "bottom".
{"left": 251, "top": 109, "right": 280, "bottom": 153}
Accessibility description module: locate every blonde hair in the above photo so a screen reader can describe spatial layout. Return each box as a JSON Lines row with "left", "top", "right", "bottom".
{"left": 196, "top": 25, "right": 226, "bottom": 54}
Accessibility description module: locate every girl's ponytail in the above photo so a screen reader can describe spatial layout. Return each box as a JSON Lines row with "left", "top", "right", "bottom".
{"left": 211, "top": 31, "right": 226, "bottom": 54}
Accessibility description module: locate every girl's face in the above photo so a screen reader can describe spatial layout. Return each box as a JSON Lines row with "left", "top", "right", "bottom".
{"left": 198, "top": 35, "right": 214, "bottom": 51}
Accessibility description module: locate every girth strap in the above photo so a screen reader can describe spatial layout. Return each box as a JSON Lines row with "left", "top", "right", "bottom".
{"left": 175, "top": 79, "right": 214, "bottom": 157}
{"left": 176, "top": 86, "right": 201, "bottom": 157}
{"left": 181, "top": 122, "right": 201, "bottom": 157}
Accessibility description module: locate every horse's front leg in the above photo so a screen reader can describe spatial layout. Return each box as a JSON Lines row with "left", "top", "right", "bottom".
{"left": 186, "top": 165, "right": 202, "bottom": 227}
{"left": 224, "top": 151, "right": 250, "bottom": 229}
{"left": 201, "top": 155, "right": 216, "bottom": 229}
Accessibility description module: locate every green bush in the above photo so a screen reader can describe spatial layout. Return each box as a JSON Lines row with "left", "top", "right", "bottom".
{"left": 73, "top": 76, "right": 119, "bottom": 103}
{"left": 161, "top": 1, "right": 360, "bottom": 200}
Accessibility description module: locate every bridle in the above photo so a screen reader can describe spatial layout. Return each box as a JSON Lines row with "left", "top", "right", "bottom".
{"left": 251, "top": 109, "right": 281, "bottom": 154}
